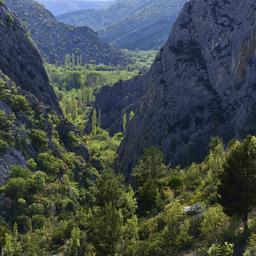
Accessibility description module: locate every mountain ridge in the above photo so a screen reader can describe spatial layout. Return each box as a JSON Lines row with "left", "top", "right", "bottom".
{"left": 58, "top": 0, "right": 186, "bottom": 50}
{"left": 5, "top": 0, "right": 128, "bottom": 65}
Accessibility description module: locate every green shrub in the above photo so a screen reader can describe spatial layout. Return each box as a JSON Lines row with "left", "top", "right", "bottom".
{"left": 16, "top": 215, "right": 31, "bottom": 233}
{"left": 27, "top": 158, "right": 37, "bottom": 171}
{"left": 68, "top": 131, "right": 80, "bottom": 146}
{"left": 29, "top": 203, "right": 45, "bottom": 215}
{"left": 0, "top": 139, "right": 8, "bottom": 151}
{"left": 201, "top": 205, "right": 229, "bottom": 244}
{"left": 30, "top": 129, "right": 48, "bottom": 150}
{"left": 37, "top": 151, "right": 65, "bottom": 176}
{"left": 32, "top": 215, "right": 46, "bottom": 230}
{"left": 161, "top": 201, "right": 193, "bottom": 254}
{"left": 243, "top": 233, "right": 256, "bottom": 255}
{"left": 10, "top": 166, "right": 32, "bottom": 179}
{"left": 207, "top": 242, "right": 234, "bottom": 256}
{"left": 10, "top": 95, "right": 29, "bottom": 112}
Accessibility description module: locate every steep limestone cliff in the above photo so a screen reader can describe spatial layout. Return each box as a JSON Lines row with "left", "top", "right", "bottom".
{"left": 93, "top": 0, "right": 256, "bottom": 176}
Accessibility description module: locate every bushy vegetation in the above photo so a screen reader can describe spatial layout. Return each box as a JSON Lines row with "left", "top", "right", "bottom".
{"left": 83, "top": 128, "right": 123, "bottom": 170}
{"left": 124, "top": 50, "right": 157, "bottom": 72}
{"left": 2, "top": 91, "right": 256, "bottom": 256}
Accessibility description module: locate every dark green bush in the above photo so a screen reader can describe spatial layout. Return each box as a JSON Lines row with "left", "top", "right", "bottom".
{"left": 30, "top": 129, "right": 48, "bottom": 150}
{"left": 10, "top": 95, "right": 30, "bottom": 112}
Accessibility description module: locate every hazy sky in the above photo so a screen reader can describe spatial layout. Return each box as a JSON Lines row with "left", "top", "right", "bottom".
{"left": 36, "top": 0, "right": 114, "bottom": 16}
{"left": 40, "top": 0, "right": 113, "bottom": 1}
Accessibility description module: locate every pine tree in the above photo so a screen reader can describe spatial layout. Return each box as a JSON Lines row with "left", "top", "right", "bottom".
{"left": 3, "top": 233, "right": 15, "bottom": 256}
{"left": 129, "top": 111, "right": 135, "bottom": 121}
{"left": 70, "top": 93, "right": 77, "bottom": 121}
{"left": 71, "top": 53, "right": 76, "bottom": 67}
{"left": 219, "top": 136, "right": 256, "bottom": 237}
{"left": 69, "top": 226, "right": 81, "bottom": 256}
{"left": 89, "top": 171, "right": 138, "bottom": 256}
{"left": 133, "top": 147, "right": 169, "bottom": 215}
{"left": 3, "top": 224, "right": 22, "bottom": 256}
{"left": 65, "top": 54, "right": 71, "bottom": 67}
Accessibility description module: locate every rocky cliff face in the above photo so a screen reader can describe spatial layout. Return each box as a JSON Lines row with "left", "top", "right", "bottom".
{"left": 85, "top": 74, "right": 148, "bottom": 135}
{"left": 5, "top": 0, "right": 128, "bottom": 66}
{"left": 93, "top": 0, "right": 256, "bottom": 176}
{"left": 0, "top": 4, "right": 90, "bottom": 184}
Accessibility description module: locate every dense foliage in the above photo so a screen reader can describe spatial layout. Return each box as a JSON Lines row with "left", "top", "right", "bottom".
{"left": 1, "top": 65, "right": 256, "bottom": 255}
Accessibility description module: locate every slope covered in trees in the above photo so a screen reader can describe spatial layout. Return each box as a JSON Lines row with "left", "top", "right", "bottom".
{"left": 58, "top": 0, "right": 186, "bottom": 50}
{"left": 5, "top": 0, "right": 128, "bottom": 65}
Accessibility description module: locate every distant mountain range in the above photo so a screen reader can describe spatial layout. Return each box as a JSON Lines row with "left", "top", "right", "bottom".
{"left": 5, "top": 0, "right": 128, "bottom": 66}
{"left": 37, "top": 0, "right": 113, "bottom": 16}
{"left": 58, "top": 0, "right": 186, "bottom": 50}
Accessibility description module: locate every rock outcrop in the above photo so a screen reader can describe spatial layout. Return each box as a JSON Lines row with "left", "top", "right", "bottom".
{"left": 85, "top": 74, "right": 149, "bottom": 135}
{"left": 5, "top": 0, "right": 128, "bottom": 66}
{"left": 93, "top": 0, "right": 256, "bottom": 176}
